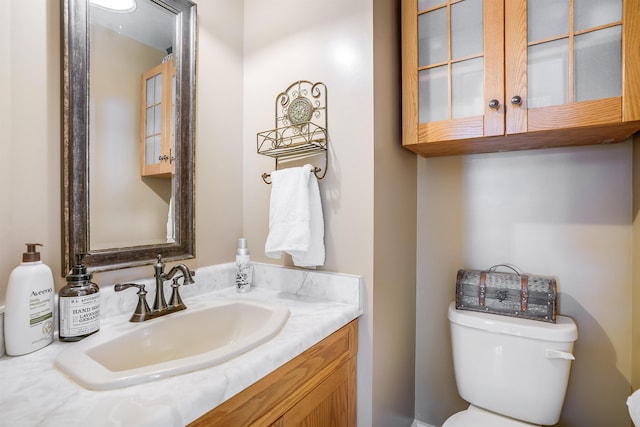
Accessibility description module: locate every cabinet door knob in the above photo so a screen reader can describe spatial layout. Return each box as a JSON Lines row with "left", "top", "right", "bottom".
{"left": 511, "top": 95, "right": 522, "bottom": 105}
{"left": 488, "top": 99, "right": 500, "bottom": 109}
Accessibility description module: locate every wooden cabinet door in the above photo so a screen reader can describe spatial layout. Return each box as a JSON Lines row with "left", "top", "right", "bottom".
{"left": 140, "top": 60, "right": 175, "bottom": 178}
{"left": 402, "top": 0, "right": 505, "bottom": 152}
{"left": 505, "top": 0, "right": 640, "bottom": 135}
{"left": 278, "top": 359, "right": 354, "bottom": 427}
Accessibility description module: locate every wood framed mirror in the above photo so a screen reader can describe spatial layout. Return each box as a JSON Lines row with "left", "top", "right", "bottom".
{"left": 62, "top": 0, "right": 196, "bottom": 274}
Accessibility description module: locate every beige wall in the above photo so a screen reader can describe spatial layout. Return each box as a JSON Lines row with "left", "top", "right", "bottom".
{"left": 415, "top": 142, "right": 634, "bottom": 426}
{"left": 1, "top": 0, "right": 63, "bottom": 291}
{"left": 242, "top": 0, "right": 416, "bottom": 424}
{"left": 372, "top": 0, "right": 417, "bottom": 424}
{"left": 633, "top": 133, "right": 640, "bottom": 392}
{"left": 0, "top": 0, "right": 12, "bottom": 292}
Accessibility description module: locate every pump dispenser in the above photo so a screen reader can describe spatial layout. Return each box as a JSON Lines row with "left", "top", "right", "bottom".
{"left": 4, "top": 243, "right": 55, "bottom": 355}
{"left": 235, "top": 238, "right": 252, "bottom": 293}
{"left": 58, "top": 254, "right": 100, "bottom": 341}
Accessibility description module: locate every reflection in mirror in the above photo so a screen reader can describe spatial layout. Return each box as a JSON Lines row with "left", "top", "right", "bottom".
{"left": 90, "top": 1, "right": 176, "bottom": 249}
{"left": 62, "top": 0, "right": 196, "bottom": 274}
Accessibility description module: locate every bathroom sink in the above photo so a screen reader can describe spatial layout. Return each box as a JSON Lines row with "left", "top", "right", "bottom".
{"left": 55, "top": 299, "right": 290, "bottom": 390}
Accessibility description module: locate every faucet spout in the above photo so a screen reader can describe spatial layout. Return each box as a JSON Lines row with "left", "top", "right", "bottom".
{"left": 164, "top": 264, "right": 195, "bottom": 285}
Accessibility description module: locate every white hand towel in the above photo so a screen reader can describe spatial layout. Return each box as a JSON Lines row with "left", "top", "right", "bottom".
{"left": 265, "top": 164, "right": 325, "bottom": 267}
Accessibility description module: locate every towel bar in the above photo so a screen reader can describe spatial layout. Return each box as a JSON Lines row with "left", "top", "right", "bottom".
{"left": 257, "top": 81, "right": 328, "bottom": 183}
{"left": 261, "top": 166, "right": 323, "bottom": 185}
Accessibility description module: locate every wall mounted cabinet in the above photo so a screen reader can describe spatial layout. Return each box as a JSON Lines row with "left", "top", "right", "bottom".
{"left": 141, "top": 59, "right": 176, "bottom": 177}
{"left": 402, "top": 0, "right": 640, "bottom": 157}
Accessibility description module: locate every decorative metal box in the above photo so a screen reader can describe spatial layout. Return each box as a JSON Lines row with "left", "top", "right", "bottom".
{"left": 455, "top": 265, "right": 557, "bottom": 323}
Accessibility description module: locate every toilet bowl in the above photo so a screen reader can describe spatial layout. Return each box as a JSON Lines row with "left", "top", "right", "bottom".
{"left": 443, "top": 405, "right": 535, "bottom": 427}
{"left": 628, "top": 389, "right": 640, "bottom": 426}
{"left": 443, "top": 302, "right": 578, "bottom": 426}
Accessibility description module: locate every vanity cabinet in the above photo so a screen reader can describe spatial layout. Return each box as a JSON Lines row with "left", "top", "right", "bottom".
{"left": 140, "top": 59, "right": 176, "bottom": 177}
{"left": 402, "top": 0, "right": 640, "bottom": 157}
{"left": 189, "top": 320, "right": 358, "bottom": 427}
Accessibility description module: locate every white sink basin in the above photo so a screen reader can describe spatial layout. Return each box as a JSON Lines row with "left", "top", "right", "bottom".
{"left": 55, "top": 299, "right": 289, "bottom": 390}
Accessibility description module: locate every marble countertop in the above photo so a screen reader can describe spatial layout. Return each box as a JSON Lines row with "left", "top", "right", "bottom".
{"left": 0, "top": 263, "right": 363, "bottom": 427}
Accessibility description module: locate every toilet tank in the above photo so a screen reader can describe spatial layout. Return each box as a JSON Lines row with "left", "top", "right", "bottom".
{"left": 448, "top": 302, "right": 578, "bottom": 425}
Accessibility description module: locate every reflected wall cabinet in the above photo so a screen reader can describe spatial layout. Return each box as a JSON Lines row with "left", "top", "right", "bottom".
{"left": 401, "top": 0, "right": 640, "bottom": 157}
{"left": 141, "top": 59, "right": 176, "bottom": 177}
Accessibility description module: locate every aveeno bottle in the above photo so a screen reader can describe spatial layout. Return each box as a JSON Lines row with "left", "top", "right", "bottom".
{"left": 4, "top": 243, "right": 55, "bottom": 356}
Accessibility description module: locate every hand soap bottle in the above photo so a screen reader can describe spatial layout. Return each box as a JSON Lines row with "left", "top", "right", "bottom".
{"left": 58, "top": 253, "right": 100, "bottom": 341}
{"left": 235, "top": 238, "right": 252, "bottom": 293}
{"left": 4, "top": 243, "right": 55, "bottom": 356}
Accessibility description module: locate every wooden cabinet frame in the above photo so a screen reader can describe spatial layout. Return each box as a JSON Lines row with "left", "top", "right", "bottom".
{"left": 141, "top": 60, "right": 176, "bottom": 177}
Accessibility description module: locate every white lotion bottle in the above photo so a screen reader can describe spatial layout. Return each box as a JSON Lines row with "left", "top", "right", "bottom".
{"left": 4, "top": 243, "right": 55, "bottom": 356}
{"left": 236, "top": 238, "right": 252, "bottom": 293}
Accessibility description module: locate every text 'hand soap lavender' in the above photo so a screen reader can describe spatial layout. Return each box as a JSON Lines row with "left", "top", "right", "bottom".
{"left": 4, "top": 243, "right": 54, "bottom": 356}
{"left": 236, "top": 238, "right": 253, "bottom": 293}
{"left": 58, "top": 254, "right": 100, "bottom": 341}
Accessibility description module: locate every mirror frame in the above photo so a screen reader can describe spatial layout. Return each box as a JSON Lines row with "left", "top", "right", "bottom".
{"left": 62, "top": 0, "right": 196, "bottom": 274}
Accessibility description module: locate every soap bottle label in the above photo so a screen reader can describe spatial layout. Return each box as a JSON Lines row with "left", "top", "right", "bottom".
{"left": 29, "top": 289, "right": 54, "bottom": 345}
{"left": 59, "top": 293, "right": 100, "bottom": 337}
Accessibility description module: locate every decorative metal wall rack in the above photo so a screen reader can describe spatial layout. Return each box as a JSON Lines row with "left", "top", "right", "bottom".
{"left": 257, "top": 81, "right": 328, "bottom": 184}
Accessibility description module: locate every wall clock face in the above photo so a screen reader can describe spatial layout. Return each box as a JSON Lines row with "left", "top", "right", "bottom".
{"left": 287, "top": 96, "right": 313, "bottom": 125}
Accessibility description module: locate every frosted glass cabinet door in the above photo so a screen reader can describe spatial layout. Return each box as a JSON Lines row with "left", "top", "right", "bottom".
{"left": 140, "top": 61, "right": 174, "bottom": 177}
{"left": 418, "top": 8, "right": 447, "bottom": 67}
{"left": 526, "top": 0, "right": 622, "bottom": 110}
{"left": 574, "top": 0, "right": 621, "bottom": 31}
{"left": 451, "top": 0, "right": 483, "bottom": 60}
{"left": 451, "top": 57, "right": 484, "bottom": 119}
{"left": 416, "top": 0, "right": 485, "bottom": 124}
{"left": 527, "top": 0, "right": 568, "bottom": 42}
{"left": 144, "top": 74, "right": 162, "bottom": 167}
{"left": 419, "top": 66, "right": 448, "bottom": 123}
{"left": 574, "top": 25, "right": 621, "bottom": 103}
{"left": 527, "top": 39, "right": 569, "bottom": 109}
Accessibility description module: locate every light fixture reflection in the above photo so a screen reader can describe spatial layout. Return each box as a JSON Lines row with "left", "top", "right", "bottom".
{"left": 90, "top": 0, "right": 137, "bottom": 13}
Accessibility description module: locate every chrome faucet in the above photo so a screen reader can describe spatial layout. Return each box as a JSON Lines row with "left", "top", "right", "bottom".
{"left": 115, "top": 254, "right": 195, "bottom": 322}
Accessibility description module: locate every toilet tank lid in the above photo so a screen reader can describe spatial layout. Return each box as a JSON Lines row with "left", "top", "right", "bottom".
{"left": 448, "top": 302, "right": 578, "bottom": 342}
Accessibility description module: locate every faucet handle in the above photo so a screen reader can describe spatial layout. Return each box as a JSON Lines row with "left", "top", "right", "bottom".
{"left": 154, "top": 254, "right": 165, "bottom": 273}
{"left": 115, "top": 283, "right": 144, "bottom": 292}
{"left": 114, "top": 283, "right": 153, "bottom": 322}
{"left": 168, "top": 278, "right": 187, "bottom": 311}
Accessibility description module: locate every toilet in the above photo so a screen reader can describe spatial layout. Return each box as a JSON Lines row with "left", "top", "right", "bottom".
{"left": 627, "top": 389, "right": 640, "bottom": 426}
{"left": 443, "top": 302, "right": 578, "bottom": 426}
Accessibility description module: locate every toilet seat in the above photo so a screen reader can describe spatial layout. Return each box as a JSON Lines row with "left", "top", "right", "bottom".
{"left": 442, "top": 405, "right": 539, "bottom": 427}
